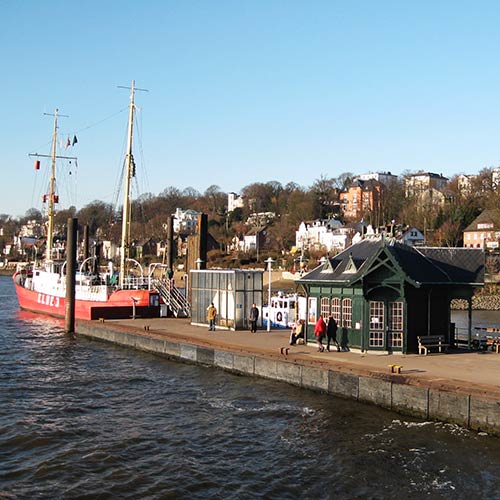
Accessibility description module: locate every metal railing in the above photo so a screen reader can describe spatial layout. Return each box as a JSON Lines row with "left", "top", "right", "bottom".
{"left": 152, "top": 278, "right": 191, "bottom": 318}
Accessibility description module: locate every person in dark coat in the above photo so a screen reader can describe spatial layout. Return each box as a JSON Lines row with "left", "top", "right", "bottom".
{"left": 249, "top": 303, "right": 259, "bottom": 332}
{"left": 327, "top": 315, "right": 340, "bottom": 351}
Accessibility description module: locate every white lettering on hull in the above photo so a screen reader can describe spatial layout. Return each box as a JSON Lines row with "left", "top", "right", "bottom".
{"left": 37, "top": 293, "right": 60, "bottom": 308}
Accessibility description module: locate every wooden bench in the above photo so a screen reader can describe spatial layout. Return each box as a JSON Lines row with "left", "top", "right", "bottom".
{"left": 417, "top": 335, "right": 449, "bottom": 355}
{"left": 486, "top": 338, "right": 500, "bottom": 354}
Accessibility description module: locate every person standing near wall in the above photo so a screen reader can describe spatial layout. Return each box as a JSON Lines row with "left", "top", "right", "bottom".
{"left": 207, "top": 303, "right": 217, "bottom": 331}
{"left": 249, "top": 303, "right": 259, "bottom": 333}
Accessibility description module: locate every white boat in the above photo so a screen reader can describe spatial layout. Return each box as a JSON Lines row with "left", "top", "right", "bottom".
{"left": 262, "top": 292, "right": 306, "bottom": 328}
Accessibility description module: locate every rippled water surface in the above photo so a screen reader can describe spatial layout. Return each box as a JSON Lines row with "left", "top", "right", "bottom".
{"left": 1, "top": 275, "right": 499, "bottom": 499}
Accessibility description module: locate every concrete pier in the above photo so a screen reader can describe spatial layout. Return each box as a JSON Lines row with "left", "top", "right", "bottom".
{"left": 76, "top": 317, "right": 500, "bottom": 437}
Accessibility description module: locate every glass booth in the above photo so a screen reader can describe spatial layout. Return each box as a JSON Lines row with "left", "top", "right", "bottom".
{"left": 190, "top": 269, "right": 263, "bottom": 330}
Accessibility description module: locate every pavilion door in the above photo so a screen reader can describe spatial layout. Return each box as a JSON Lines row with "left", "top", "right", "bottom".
{"left": 387, "top": 301, "right": 404, "bottom": 351}
{"left": 369, "top": 301, "right": 385, "bottom": 349}
{"left": 368, "top": 300, "right": 404, "bottom": 351}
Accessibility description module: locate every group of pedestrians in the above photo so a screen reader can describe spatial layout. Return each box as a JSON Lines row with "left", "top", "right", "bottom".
{"left": 206, "top": 302, "right": 260, "bottom": 332}
{"left": 314, "top": 314, "right": 340, "bottom": 352}
{"left": 206, "top": 302, "right": 341, "bottom": 354}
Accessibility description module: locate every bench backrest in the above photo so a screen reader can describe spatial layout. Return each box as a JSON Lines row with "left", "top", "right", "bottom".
{"left": 417, "top": 335, "right": 445, "bottom": 344}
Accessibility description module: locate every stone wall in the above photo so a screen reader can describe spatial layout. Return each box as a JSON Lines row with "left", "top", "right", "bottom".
{"left": 76, "top": 322, "right": 500, "bottom": 437}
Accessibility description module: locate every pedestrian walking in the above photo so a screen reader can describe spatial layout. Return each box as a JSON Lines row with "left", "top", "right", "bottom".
{"left": 314, "top": 315, "right": 327, "bottom": 352}
{"left": 249, "top": 303, "right": 259, "bottom": 332}
{"left": 327, "top": 315, "right": 341, "bottom": 351}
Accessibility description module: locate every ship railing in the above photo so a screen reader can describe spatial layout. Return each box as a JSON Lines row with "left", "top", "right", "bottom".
{"left": 152, "top": 278, "right": 190, "bottom": 318}
{"left": 120, "top": 275, "right": 151, "bottom": 290}
{"left": 453, "top": 327, "right": 490, "bottom": 350}
{"left": 75, "top": 284, "right": 110, "bottom": 301}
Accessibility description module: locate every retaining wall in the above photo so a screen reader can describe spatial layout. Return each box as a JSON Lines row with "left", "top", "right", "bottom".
{"left": 77, "top": 322, "right": 500, "bottom": 437}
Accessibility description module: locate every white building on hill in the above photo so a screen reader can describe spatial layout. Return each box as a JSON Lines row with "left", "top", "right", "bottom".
{"left": 296, "top": 219, "right": 348, "bottom": 252}
{"left": 228, "top": 192, "right": 245, "bottom": 212}
{"left": 173, "top": 208, "right": 202, "bottom": 233}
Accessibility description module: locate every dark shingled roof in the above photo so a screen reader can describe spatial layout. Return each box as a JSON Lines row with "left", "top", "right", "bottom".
{"left": 464, "top": 209, "right": 500, "bottom": 232}
{"left": 299, "top": 237, "right": 484, "bottom": 286}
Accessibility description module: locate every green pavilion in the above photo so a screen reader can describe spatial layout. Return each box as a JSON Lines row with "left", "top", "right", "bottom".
{"left": 297, "top": 236, "right": 485, "bottom": 354}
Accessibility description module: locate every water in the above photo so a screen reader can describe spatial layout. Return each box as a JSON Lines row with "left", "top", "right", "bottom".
{"left": 1, "top": 275, "right": 499, "bottom": 500}
{"left": 452, "top": 309, "right": 500, "bottom": 331}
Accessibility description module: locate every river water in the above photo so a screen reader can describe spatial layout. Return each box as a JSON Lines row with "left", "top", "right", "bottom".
{"left": 1, "top": 275, "right": 499, "bottom": 499}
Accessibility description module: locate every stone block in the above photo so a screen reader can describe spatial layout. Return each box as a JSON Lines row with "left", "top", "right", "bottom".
{"left": 276, "top": 361, "right": 301, "bottom": 386}
{"left": 214, "top": 350, "right": 234, "bottom": 370}
{"left": 196, "top": 347, "right": 215, "bottom": 366}
{"left": 359, "top": 376, "right": 392, "bottom": 408}
{"left": 163, "top": 340, "right": 181, "bottom": 357}
{"left": 428, "top": 390, "right": 469, "bottom": 426}
{"left": 180, "top": 344, "right": 197, "bottom": 362}
{"left": 301, "top": 365, "right": 329, "bottom": 391}
{"left": 254, "top": 357, "right": 278, "bottom": 379}
{"left": 117, "top": 331, "right": 138, "bottom": 348}
{"left": 391, "top": 383, "right": 428, "bottom": 418}
{"left": 329, "top": 371, "right": 359, "bottom": 399}
{"left": 135, "top": 335, "right": 163, "bottom": 354}
{"left": 469, "top": 396, "right": 500, "bottom": 434}
{"left": 233, "top": 354, "right": 255, "bottom": 375}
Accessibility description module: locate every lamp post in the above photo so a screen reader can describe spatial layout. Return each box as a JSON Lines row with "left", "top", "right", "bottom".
{"left": 265, "top": 257, "right": 274, "bottom": 332}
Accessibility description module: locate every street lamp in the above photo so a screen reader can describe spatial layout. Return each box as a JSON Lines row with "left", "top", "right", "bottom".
{"left": 265, "top": 257, "right": 275, "bottom": 332}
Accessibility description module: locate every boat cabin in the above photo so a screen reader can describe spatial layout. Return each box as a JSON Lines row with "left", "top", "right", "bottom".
{"left": 262, "top": 292, "right": 306, "bottom": 328}
{"left": 297, "top": 236, "right": 484, "bottom": 354}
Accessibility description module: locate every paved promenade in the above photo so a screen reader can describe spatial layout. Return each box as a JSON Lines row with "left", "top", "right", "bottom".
{"left": 89, "top": 316, "right": 500, "bottom": 400}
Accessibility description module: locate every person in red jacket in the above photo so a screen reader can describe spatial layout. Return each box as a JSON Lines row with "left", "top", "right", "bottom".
{"left": 314, "top": 315, "right": 327, "bottom": 352}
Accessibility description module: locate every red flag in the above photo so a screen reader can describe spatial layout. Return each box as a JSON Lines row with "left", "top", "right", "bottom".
{"left": 65, "top": 136, "right": 71, "bottom": 150}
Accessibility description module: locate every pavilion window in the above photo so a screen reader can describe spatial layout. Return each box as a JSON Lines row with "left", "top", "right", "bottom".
{"left": 342, "top": 298, "right": 352, "bottom": 328}
{"left": 331, "top": 297, "right": 341, "bottom": 322}
{"left": 320, "top": 297, "right": 330, "bottom": 317}
{"left": 389, "top": 302, "right": 403, "bottom": 331}
{"left": 389, "top": 301, "right": 404, "bottom": 348}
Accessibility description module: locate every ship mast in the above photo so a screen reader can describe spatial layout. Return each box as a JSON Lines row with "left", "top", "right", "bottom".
{"left": 45, "top": 108, "right": 59, "bottom": 261}
{"left": 46, "top": 108, "right": 59, "bottom": 261}
{"left": 119, "top": 82, "right": 136, "bottom": 287}
{"left": 118, "top": 81, "right": 148, "bottom": 288}
{"left": 30, "top": 109, "right": 76, "bottom": 264}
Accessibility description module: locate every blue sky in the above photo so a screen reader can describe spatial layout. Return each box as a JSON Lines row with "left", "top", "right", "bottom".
{"left": 2, "top": 0, "right": 500, "bottom": 217}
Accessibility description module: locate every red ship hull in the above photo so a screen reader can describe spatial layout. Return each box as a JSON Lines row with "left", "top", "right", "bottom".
{"left": 14, "top": 278, "right": 160, "bottom": 320}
